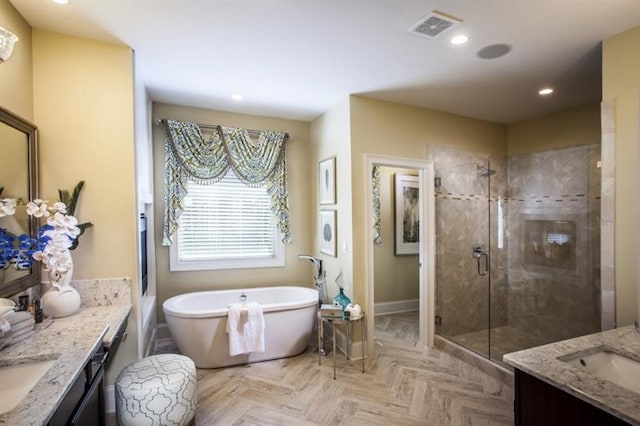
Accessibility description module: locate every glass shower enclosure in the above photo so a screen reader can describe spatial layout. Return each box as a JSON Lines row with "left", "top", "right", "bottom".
{"left": 432, "top": 144, "right": 601, "bottom": 365}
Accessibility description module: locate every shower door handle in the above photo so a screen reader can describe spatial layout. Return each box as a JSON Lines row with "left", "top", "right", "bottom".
{"left": 472, "top": 244, "right": 489, "bottom": 276}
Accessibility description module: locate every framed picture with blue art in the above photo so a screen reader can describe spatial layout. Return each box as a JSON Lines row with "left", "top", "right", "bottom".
{"left": 319, "top": 157, "right": 336, "bottom": 205}
{"left": 320, "top": 210, "right": 337, "bottom": 257}
{"left": 394, "top": 173, "right": 419, "bottom": 256}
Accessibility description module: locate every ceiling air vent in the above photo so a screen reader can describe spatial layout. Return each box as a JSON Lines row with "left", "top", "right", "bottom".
{"left": 408, "top": 11, "right": 462, "bottom": 38}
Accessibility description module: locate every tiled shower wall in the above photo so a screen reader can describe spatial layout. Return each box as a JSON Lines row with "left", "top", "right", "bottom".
{"left": 431, "top": 143, "right": 601, "bottom": 349}
{"left": 599, "top": 99, "right": 615, "bottom": 330}
{"left": 506, "top": 144, "right": 601, "bottom": 343}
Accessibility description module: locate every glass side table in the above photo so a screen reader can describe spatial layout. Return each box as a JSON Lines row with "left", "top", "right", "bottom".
{"left": 318, "top": 310, "right": 366, "bottom": 379}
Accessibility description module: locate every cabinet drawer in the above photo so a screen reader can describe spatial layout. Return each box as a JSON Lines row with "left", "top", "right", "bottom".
{"left": 48, "top": 370, "right": 86, "bottom": 426}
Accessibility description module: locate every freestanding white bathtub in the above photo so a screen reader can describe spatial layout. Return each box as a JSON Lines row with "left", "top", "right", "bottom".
{"left": 162, "top": 286, "right": 318, "bottom": 368}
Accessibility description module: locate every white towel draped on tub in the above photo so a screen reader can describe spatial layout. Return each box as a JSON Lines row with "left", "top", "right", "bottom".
{"left": 226, "top": 302, "right": 265, "bottom": 356}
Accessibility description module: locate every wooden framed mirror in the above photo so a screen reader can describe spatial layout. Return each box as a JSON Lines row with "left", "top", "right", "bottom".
{"left": 0, "top": 106, "right": 40, "bottom": 297}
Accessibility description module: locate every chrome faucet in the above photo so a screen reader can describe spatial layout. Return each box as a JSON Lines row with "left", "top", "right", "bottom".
{"left": 298, "top": 255, "right": 327, "bottom": 303}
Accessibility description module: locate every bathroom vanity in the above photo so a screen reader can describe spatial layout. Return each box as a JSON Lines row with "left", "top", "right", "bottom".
{"left": 0, "top": 303, "right": 131, "bottom": 426}
{"left": 504, "top": 326, "right": 640, "bottom": 425}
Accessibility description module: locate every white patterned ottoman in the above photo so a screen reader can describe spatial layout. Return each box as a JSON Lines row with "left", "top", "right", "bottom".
{"left": 115, "top": 354, "right": 197, "bottom": 426}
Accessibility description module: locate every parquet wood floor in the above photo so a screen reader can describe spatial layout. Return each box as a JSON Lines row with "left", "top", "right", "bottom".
{"left": 189, "top": 312, "right": 514, "bottom": 425}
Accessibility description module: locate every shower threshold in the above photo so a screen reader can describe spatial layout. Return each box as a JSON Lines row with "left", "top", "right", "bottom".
{"left": 448, "top": 325, "right": 549, "bottom": 364}
{"left": 434, "top": 334, "right": 515, "bottom": 386}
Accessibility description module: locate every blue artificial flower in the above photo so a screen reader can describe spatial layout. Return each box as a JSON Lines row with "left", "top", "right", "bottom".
{"left": 18, "top": 233, "right": 36, "bottom": 250}
{"left": 0, "top": 231, "right": 39, "bottom": 270}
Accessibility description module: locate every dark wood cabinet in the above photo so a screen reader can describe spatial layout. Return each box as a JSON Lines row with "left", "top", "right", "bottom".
{"left": 48, "top": 315, "right": 128, "bottom": 426}
{"left": 69, "top": 365, "right": 105, "bottom": 426}
{"left": 514, "top": 368, "right": 631, "bottom": 426}
{"left": 48, "top": 347, "right": 105, "bottom": 426}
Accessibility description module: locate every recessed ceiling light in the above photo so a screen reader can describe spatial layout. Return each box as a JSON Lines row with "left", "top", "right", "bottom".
{"left": 231, "top": 94, "right": 243, "bottom": 101}
{"left": 52, "top": 0, "right": 69, "bottom": 4}
{"left": 450, "top": 35, "right": 469, "bottom": 45}
{"left": 538, "top": 87, "right": 554, "bottom": 96}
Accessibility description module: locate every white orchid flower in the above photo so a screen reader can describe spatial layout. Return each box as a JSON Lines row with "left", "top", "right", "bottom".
{"left": 46, "top": 212, "right": 67, "bottom": 228}
{"left": 66, "top": 225, "right": 81, "bottom": 239}
{"left": 62, "top": 213, "right": 78, "bottom": 227}
{"left": 60, "top": 214, "right": 80, "bottom": 238}
{"left": 0, "top": 198, "right": 17, "bottom": 217}
{"left": 47, "top": 212, "right": 80, "bottom": 239}
{"left": 50, "top": 202, "right": 67, "bottom": 215}
{"left": 26, "top": 199, "right": 49, "bottom": 218}
{"left": 31, "top": 251, "right": 47, "bottom": 263}
{"left": 48, "top": 249, "right": 73, "bottom": 276}
{"left": 45, "top": 231, "right": 73, "bottom": 250}
{"left": 34, "top": 227, "right": 73, "bottom": 274}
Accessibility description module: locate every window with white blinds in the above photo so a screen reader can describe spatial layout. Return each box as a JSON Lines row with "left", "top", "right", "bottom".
{"left": 169, "top": 171, "right": 284, "bottom": 271}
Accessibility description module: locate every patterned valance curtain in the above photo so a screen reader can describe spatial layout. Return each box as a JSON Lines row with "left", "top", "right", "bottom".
{"left": 160, "top": 119, "right": 291, "bottom": 246}
{"left": 372, "top": 165, "right": 382, "bottom": 245}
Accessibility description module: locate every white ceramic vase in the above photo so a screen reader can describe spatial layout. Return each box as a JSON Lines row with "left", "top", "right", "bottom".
{"left": 42, "top": 261, "right": 81, "bottom": 318}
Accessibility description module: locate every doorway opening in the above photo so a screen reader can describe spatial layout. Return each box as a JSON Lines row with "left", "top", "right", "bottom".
{"left": 364, "top": 154, "right": 435, "bottom": 352}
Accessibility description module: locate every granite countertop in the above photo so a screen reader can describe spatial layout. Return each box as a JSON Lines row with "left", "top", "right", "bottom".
{"left": 0, "top": 305, "right": 131, "bottom": 426}
{"left": 0, "top": 278, "right": 132, "bottom": 426}
{"left": 503, "top": 325, "right": 640, "bottom": 425}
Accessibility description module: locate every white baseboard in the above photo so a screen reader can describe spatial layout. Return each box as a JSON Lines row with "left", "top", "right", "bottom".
{"left": 105, "top": 385, "right": 115, "bottom": 413}
{"left": 374, "top": 299, "right": 419, "bottom": 315}
{"left": 346, "top": 336, "right": 366, "bottom": 361}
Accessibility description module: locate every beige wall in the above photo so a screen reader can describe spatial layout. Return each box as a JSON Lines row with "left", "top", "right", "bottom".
{"left": 0, "top": 1, "right": 33, "bottom": 120}
{"left": 33, "top": 30, "right": 137, "bottom": 281}
{"left": 32, "top": 30, "right": 138, "bottom": 383}
{"left": 603, "top": 25, "right": 640, "bottom": 326}
{"left": 0, "top": 1, "right": 32, "bottom": 238}
{"left": 309, "top": 98, "right": 354, "bottom": 303}
{"left": 507, "top": 102, "right": 601, "bottom": 155}
{"left": 349, "top": 95, "right": 507, "bottom": 314}
{"left": 152, "top": 103, "right": 313, "bottom": 322}
{"left": 374, "top": 166, "right": 419, "bottom": 304}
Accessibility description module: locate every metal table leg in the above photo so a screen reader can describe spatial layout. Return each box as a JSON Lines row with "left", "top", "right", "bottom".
{"left": 346, "top": 320, "right": 351, "bottom": 360}
{"left": 317, "top": 310, "right": 322, "bottom": 365}
{"left": 332, "top": 319, "right": 337, "bottom": 380}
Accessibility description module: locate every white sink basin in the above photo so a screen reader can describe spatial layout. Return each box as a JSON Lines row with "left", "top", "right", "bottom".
{"left": 0, "top": 359, "right": 56, "bottom": 414}
{"left": 564, "top": 350, "right": 640, "bottom": 394}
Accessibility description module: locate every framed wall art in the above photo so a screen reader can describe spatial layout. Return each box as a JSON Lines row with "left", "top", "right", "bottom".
{"left": 319, "top": 157, "right": 336, "bottom": 205}
{"left": 394, "top": 174, "right": 419, "bottom": 255}
{"left": 320, "top": 210, "right": 337, "bottom": 257}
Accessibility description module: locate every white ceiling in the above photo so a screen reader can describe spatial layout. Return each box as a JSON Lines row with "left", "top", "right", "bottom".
{"left": 8, "top": 0, "right": 640, "bottom": 123}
